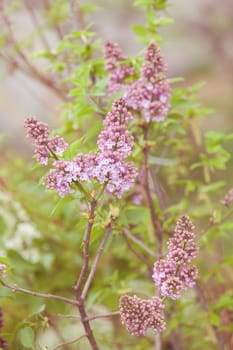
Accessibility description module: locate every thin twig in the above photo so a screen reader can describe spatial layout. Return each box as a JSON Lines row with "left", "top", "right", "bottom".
{"left": 56, "top": 311, "right": 120, "bottom": 321}
{"left": 123, "top": 227, "right": 156, "bottom": 258}
{"left": 52, "top": 334, "right": 87, "bottom": 350}
{"left": 122, "top": 233, "right": 153, "bottom": 271}
{"left": 142, "top": 126, "right": 163, "bottom": 258}
{"left": 81, "top": 219, "right": 114, "bottom": 299}
{"left": 72, "top": 198, "right": 100, "bottom": 346}
{"left": 1, "top": 7, "right": 67, "bottom": 101}
{"left": 68, "top": 0, "right": 85, "bottom": 29}
{"left": 1, "top": 280, "right": 78, "bottom": 306}
{"left": 87, "top": 311, "right": 120, "bottom": 321}
{"left": 24, "top": 0, "right": 51, "bottom": 51}
{"left": 74, "top": 198, "right": 97, "bottom": 296}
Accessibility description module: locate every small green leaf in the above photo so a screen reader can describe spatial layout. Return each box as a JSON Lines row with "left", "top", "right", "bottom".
{"left": 18, "top": 327, "right": 35, "bottom": 348}
{"left": 209, "top": 312, "right": 219, "bottom": 326}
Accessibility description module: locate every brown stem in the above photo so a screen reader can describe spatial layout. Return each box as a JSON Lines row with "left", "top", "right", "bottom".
{"left": 1, "top": 280, "right": 78, "bottom": 306}
{"left": 1, "top": 8, "right": 67, "bottom": 101}
{"left": 142, "top": 127, "right": 163, "bottom": 258}
{"left": 74, "top": 198, "right": 97, "bottom": 296}
{"left": 78, "top": 301, "right": 100, "bottom": 350}
{"left": 24, "top": 0, "right": 51, "bottom": 51}
{"left": 123, "top": 227, "right": 156, "bottom": 258}
{"left": 122, "top": 232, "right": 153, "bottom": 272}
{"left": 81, "top": 218, "right": 114, "bottom": 299}
{"left": 43, "top": 0, "right": 64, "bottom": 40}
{"left": 68, "top": 0, "right": 85, "bottom": 29}
{"left": 52, "top": 334, "right": 87, "bottom": 350}
{"left": 86, "top": 311, "right": 120, "bottom": 321}
{"left": 55, "top": 311, "right": 120, "bottom": 321}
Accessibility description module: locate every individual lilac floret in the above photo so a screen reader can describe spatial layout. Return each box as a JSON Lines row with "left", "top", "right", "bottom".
{"left": 153, "top": 216, "right": 199, "bottom": 299}
{"left": 104, "top": 41, "right": 134, "bottom": 95}
{"left": 119, "top": 295, "right": 166, "bottom": 336}
{"left": 125, "top": 43, "right": 171, "bottom": 122}
{"left": 221, "top": 188, "right": 233, "bottom": 207}
{"left": 24, "top": 116, "right": 68, "bottom": 165}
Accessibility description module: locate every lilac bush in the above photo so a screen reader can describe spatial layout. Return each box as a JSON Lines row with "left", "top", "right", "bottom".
{"left": 0, "top": 1, "right": 232, "bottom": 350}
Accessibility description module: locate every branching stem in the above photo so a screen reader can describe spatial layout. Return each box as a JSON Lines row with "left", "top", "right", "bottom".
{"left": 142, "top": 126, "right": 163, "bottom": 258}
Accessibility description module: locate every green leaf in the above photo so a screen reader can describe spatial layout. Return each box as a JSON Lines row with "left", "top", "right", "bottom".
{"left": 153, "top": 17, "right": 174, "bottom": 26}
{"left": 215, "top": 295, "right": 233, "bottom": 311}
{"left": 200, "top": 181, "right": 225, "bottom": 194}
{"left": 134, "top": 0, "right": 152, "bottom": 6}
{"left": 209, "top": 312, "right": 220, "bottom": 326}
{"left": 18, "top": 327, "right": 35, "bottom": 348}
{"left": 132, "top": 25, "right": 149, "bottom": 37}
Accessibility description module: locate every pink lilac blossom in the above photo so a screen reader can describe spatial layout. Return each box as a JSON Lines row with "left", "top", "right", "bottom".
{"left": 104, "top": 41, "right": 134, "bottom": 95}
{"left": 24, "top": 116, "right": 68, "bottom": 165}
{"left": 97, "top": 98, "right": 134, "bottom": 159}
{"left": 44, "top": 99, "right": 137, "bottom": 198}
{"left": 221, "top": 188, "right": 233, "bottom": 207}
{"left": 152, "top": 216, "right": 199, "bottom": 299}
{"left": 125, "top": 43, "right": 171, "bottom": 122}
{"left": 119, "top": 295, "right": 166, "bottom": 336}
{"left": 45, "top": 160, "right": 82, "bottom": 197}
{"left": 104, "top": 42, "right": 170, "bottom": 121}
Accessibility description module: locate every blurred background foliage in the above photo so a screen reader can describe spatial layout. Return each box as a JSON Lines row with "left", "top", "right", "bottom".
{"left": 0, "top": 0, "right": 232, "bottom": 349}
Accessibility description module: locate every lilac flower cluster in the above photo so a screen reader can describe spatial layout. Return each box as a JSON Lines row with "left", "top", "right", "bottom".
{"left": 153, "top": 216, "right": 198, "bottom": 299}
{"left": 119, "top": 216, "right": 199, "bottom": 337}
{"left": 104, "top": 41, "right": 135, "bottom": 95}
{"left": 125, "top": 43, "right": 171, "bottom": 122}
{"left": 104, "top": 42, "right": 171, "bottom": 122}
{"left": 41, "top": 99, "right": 137, "bottom": 198}
{"left": 119, "top": 295, "right": 166, "bottom": 336}
{"left": 0, "top": 309, "right": 7, "bottom": 349}
{"left": 24, "top": 117, "right": 68, "bottom": 165}
{"left": 221, "top": 188, "right": 233, "bottom": 207}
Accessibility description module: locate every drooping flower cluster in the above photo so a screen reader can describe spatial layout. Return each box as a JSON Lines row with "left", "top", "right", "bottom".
{"left": 152, "top": 216, "right": 198, "bottom": 299}
{"left": 119, "top": 295, "right": 166, "bottom": 336}
{"left": 104, "top": 41, "right": 135, "bottom": 95}
{"left": 0, "top": 309, "right": 8, "bottom": 349}
{"left": 24, "top": 117, "right": 68, "bottom": 165}
{"left": 221, "top": 188, "right": 233, "bottom": 207}
{"left": 40, "top": 99, "right": 137, "bottom": 198}
{"left": 104, "top": 42, "right": 171, "bottom": 122}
